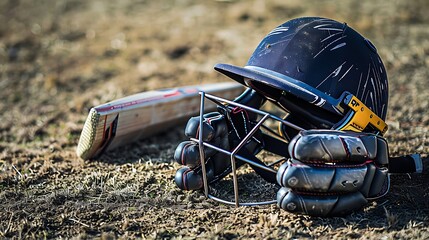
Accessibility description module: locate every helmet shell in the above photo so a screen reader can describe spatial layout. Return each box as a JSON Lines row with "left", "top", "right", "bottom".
{"left": 215, "top": 17, "right": 388, "bottom": 121}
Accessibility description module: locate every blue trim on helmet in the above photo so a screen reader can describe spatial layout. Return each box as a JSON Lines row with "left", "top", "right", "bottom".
{"left": 333, "top": 111, "right": 354, "bottom": 130}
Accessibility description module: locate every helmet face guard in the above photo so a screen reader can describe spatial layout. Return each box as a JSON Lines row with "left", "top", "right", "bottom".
{"left": 195, "top": 91, "right": 299, "bottom": 206}
{"left": 195, "top": 88, "right": 387, "bottom": 206}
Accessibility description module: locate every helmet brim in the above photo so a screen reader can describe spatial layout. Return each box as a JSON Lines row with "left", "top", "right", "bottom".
{"left": 214, "top": 63, "right": 338, "bottom": 110}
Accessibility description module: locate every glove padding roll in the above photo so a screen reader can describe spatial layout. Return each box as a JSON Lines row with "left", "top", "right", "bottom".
{"left": 174, "top": 107, "right": 266, "bottom": 190}
{"left": 174, "top": 113, "right": 232, "bottom": 190}
{"left": 277, "top": 130, "right": 389, "bottom": 217}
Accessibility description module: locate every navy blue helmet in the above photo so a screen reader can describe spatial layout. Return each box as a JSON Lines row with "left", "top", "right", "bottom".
{"left": 215, "top": 17, "right": 389, "bottom": 138}
{"left": 175, "top": 17, "right": 392, "bottom": 207}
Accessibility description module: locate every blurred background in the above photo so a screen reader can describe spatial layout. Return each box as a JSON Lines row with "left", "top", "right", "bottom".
{"left": 0, "top": 0, "right": 428, "bottom": 238}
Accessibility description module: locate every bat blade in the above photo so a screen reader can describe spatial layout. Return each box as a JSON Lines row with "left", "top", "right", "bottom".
{"left": 76, "top": 82, "right": 243, "bottom": 160}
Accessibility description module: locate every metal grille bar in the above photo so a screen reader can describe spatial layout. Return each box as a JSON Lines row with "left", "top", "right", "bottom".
{"left": 196, "top": 91, "right": 299, "bottom": 206}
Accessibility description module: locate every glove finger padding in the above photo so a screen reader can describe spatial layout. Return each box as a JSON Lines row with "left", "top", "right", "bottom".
{"left": 184, "top": 113, "right": 229, "bottom": 141}
{"left": 174, "top": 107, "right": 266, "bottom": 191}
{"left": 174, "top": 113, "right": 232, "bottom": 190}
{"left": 175, "top": 152, "right": 236, "bottom": 191}
{"left": 277, "top": 189, "right": 369, "bottom": 217}
{"left": 277, "top": 130, "right": 390, "bottom": 217}
{"left": 276, "top": 160, "right": 389, "bottom": 216}
{"left": 288, "top": 130, "right": 389, "bottom": 165}
{"left": 174, "top": 141, "right": 218, "bottom": 167}
{"left": 175, "top": 166, "right": 204, "bottom": 190}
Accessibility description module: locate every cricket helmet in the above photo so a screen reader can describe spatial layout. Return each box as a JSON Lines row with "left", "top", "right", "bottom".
{"left": 193, "top": 17, "right": 390, "bottom": 206}
{"left": 215, "top": 16, "right": 389, "bottom": 139}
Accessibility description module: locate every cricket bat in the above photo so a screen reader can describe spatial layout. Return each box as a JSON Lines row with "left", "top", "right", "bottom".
{"left": 76, "top": 82, "right": 243, "bottom": 160}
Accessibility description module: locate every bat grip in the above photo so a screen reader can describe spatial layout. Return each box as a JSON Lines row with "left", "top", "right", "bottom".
{"left": 388, "top": 154, "right": 423, "bottom": 173}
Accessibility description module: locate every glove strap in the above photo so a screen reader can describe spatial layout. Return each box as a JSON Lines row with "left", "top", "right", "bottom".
{"left": 389, "top": 154, "right": 422, "bottom": 173}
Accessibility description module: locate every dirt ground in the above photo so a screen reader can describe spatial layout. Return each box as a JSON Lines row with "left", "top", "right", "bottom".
{"left": 1, "top": 0, "right": 428, "bottom": 239}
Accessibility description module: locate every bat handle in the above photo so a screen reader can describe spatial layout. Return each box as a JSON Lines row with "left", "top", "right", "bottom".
{"left": 388, "top": 154, "right": 424, "bottom": 174}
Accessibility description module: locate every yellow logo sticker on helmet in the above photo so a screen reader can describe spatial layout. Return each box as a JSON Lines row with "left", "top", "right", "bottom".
{"left": 337, "top": 95, "right": 388, "bottom": 135}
